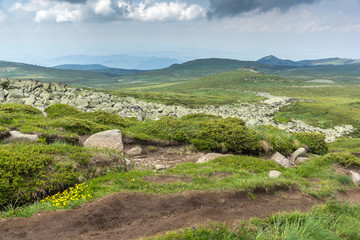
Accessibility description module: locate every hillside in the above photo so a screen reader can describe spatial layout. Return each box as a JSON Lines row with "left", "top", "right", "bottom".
{"left": 257, "top": 55, "right": 360, "bottom": 67}
{"left": 0, "top": 60, "right": 118, "bottom": 87}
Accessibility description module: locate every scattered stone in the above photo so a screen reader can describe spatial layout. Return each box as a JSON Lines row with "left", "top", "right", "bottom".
{"left": 196, "top": 153, "right": 229, "bottom": 164}
{"left": 271, "top": 152, "right": 292, "bottom": 168}
{"left": 155, "top": 164, "right": 166, "bottom": 170}
{"left": 5, "top": 131, "right": 39, "bottom": 142}
{"left": 84, "top": 129, "right": 124, "bottom": 152}
{"left": 289, "top": 148, "right": 307, "bottom": 163}
{"left": 269, "top": 170, "right": 282, "bottom": 178}
{"left": 350, "top": 171, "right": 360, "bottom": 187}
{"left": 126, "top": 146, "right": 143, "bottom": 156}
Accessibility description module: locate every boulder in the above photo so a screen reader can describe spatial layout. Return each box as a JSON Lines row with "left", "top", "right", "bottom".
{"left": 271, "top": 152, "right": 292, "bottom": 168}
{"left": 289, "top": 148, "right": 307, "bottom": 162}
{"left": 269, "top": 170, "right": 282, "bottom": 178}
{"left": 196, "top": 153, "right": 229, "bottom": 164}
{"left": 350, "top": 171, "right": 360, "bottom": 187}
{"left": 5, "top": 131, "right": 39, "bottom": 142}
{"left": 7, "top": 89, "right": 23, "bottom": 99}
{"left": 84, "top": 129, "right": 124, "bottom": 152}
{"left": 126, "top": 146, "right": 142, "bottom": 156}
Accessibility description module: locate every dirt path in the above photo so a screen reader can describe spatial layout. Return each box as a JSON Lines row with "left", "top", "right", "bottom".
{"left": 0, "top": 188, "right": 326, "bottom": 240}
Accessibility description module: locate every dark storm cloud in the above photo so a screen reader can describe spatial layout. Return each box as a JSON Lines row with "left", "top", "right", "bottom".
{"left": 207, "top": 0, "right": 319, "bottom": 18}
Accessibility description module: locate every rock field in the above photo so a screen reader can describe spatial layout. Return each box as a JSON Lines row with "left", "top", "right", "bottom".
{"left": 0, "top": 78, "right": 353, "bottom": 142}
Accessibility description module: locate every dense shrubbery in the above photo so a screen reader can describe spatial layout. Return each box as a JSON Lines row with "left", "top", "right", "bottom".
{"left": 322, "top": 152, "right": 360, "bottom": 167}
{"left": 130, "top": 114, "right": 261, "bottom": 154}
{"left": 45, "top": 104, "right": 80, "bottom": 118}
{"left": 254, "top": 125, "right": 298, "bottom": 156}
{"left": 294, "top": 132, "right": 329, "bottom": 155}
{"left": 0, "top": 142, "right": 124, "bottom": 208}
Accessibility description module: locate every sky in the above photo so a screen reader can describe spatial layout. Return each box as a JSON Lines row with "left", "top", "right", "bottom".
{"left": 0, "top": 0, "right": 359, "bottom": 65}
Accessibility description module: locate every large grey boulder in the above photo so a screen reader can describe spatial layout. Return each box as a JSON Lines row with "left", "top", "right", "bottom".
{"left": 271, "top": 152, "right": 292, "bottom": 168}
{"left": 350, "top": 171, "right": 360, "bottom": 187}
{"left": 5, "top": 131, "right": 39, "bottom": 142}
{"left": 196, "top": 153, "right": 230, "bottom": 164}
{"left": 289, "top": 148, "right": 307, "bottom": 162}
{"left": 84, "top": 129, "right": 124, "bottom": 152}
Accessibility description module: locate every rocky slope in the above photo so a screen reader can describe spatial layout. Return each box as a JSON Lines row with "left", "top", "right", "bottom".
{"left": 0, "top": 78, "right": 353, "bottom": 142}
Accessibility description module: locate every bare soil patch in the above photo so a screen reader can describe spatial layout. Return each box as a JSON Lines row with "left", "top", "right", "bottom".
{"left": 0, "top": 188, "right": 318, "bottom": 240}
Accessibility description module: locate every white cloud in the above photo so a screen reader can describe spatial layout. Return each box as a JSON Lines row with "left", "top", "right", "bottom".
{"left": 9, "top": 0, "right": 206, "bottom": 23}
{"left": 0, "top": 10, "right": 5, "bottom": 22}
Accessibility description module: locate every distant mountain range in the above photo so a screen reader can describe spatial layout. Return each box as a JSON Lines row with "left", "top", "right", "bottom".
{"left": 52, "top": 64, "right": 144, "bottom": 77}
{"left": 257, "top": 55, "right": 360, "bottom": 67}
{"left": 47, "top": 54, "right": 181, "bottom": 70}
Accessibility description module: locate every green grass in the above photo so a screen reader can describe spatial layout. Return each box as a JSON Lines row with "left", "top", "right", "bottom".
{"left": 150, "top": 202, "right": 360, "bottom": 240}
{"left": 0, "top": 142, "right": 125, "bottom": 208}
{"left": 329, "top": 137, "right": 360, "bottom": 152}
{"left": 1, "top": 151, "right": 357, "bottom": 218}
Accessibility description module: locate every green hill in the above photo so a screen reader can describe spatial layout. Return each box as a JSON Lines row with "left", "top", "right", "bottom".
{"left": 0, "top": 61, "right": 117, "bottom": 87}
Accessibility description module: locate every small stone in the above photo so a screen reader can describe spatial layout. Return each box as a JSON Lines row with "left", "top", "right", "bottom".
{"left": 5, "top": 131, "right": 39, "bottom": 142}
{"left": 350, "top": 171, "right": 360, "bottom": 187}
{"left": 269, "top": 170, "right": 282, "bottom": 178}
{"left": 155, "top": 164, "right": 166, "bottom": 170}
{"left": 126, "top": 147, "right": 142, "bottom": 156}
{"left": 196, "top": 153, "right": 230, "bottom": 163}
{"left": 295, "top": 157, "right": 309, "bottom": 165}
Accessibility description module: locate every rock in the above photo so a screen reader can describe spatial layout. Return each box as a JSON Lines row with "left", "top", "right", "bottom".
{"left": 7, "top": 89, "right": 23, "bottom": 99}
{"left": 271, "top": 152, "right": 292, "bottom": 168}
{"left": 295, "top": 157, "right": 310, "bottom": 165}
{"left": 196, "top": 153, "right": 229, "bottom": 164}
{"left": 5, "top": 131, "right": 39, "bottom": 142}
{"left": 84, "top": 129, "right": 124, "bottom": 152}
{"left": 126, "top": 146, "right": 142, "bottom": 156}
{"left": 155, "top": 164, "right": 166, "bottom": 170}
{"left": 269, "top": 170, "right": 282, "bottom": 178}
{"left": 289, "top": 148, "right": 307, "bottom": 162}
{"left": 350, "top": 171, "right": 360, "bottom": 187}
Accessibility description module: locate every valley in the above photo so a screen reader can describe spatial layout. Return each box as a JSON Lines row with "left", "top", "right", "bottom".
{"left": 0, "top": 56, "right": 360, "bottom": 239}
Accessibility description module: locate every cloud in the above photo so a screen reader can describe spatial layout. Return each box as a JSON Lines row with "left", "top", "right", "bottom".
{"left": 10, "top": 0, "right": 206, "bottom": 22}
{"left": 207, "top": 0, "right": 319, "bottom": 18}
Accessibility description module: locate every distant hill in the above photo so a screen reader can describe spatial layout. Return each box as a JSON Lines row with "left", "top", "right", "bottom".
{"left": 0, "top": 60, "right": 116, "bottom": 87}
{"left": 52, "top": 64, "right": 145, "bottom": 77}
{"left": 53, "top": 64, "right": 111, "bottom": 71}
{"left": 257, "top": 55, "right": 360, "bottom": 66}
{"left": 47, "top": 54, "right": 181, "bottom": 70}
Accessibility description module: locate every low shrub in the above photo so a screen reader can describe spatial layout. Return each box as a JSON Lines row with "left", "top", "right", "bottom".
{"left": 130, "top": 115, "right": 261, "bottom": 154}
{"left": 0, "top": 142, "right": 124, "bottom": 208}
{"left": 322, "top": 152, "right": 360, "bottom": 167}
{"left": 254, "top": 125, "right": 297, "bottom": 156}
{"left": 47, "top": 117, "right": 109, "bottom": 135}
{"left": 45, "top": 104, "right": 80, "bottom": 118}
{"left": 0, "top": 103, "right": 42, "bottom": 116}
{"left": 83, "top": 111, "right": 139, "bottom": 128}
{"left": 294, "top": 132, "right": 329, "bottom": 155}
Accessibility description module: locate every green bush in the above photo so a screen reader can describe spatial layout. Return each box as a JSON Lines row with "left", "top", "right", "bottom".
{"left": 254, "top": 125, "right": 297, "bottom": 155}
{"left": 0, "top": 142, "right": 124, "bottom": 208}
{"left": 294, "top": 132, "right": 329, "bottom": 155}
{"left": 0, "top": 103, "right": 42, "bottom": 116}
{"left": 131, "top": 115, "right": 261, "bottom": 154}
{"left": 322, "top": 152, "right": 360, "bottom": 167}
{"left": 48, "top": 117, "right": 109, "bottom": 135}
{"left": 45, "top": 104, "right": 81, "bottom": 118}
